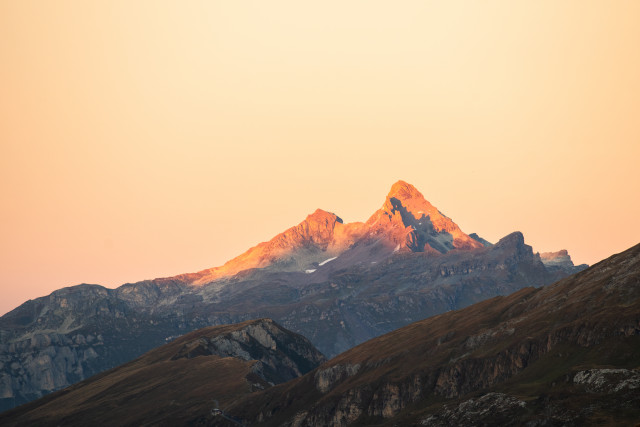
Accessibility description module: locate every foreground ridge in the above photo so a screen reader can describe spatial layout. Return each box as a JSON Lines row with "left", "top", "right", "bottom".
{"left": 0, "top": 319, "right": 325, "bottom": 426}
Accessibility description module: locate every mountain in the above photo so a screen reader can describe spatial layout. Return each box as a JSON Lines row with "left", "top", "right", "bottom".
{"left": 225, "top": 242, "right": 640, "bottom": 426}
{"left": 186, "top": 180, "right": 482, "bottom": 284}
{"left": 0, "top": 319, "right": 325, "bottom": 426}
{"left": 0, "top": 181, "right": 586, "bottom": 412}
{"left": 3, "top": 243, "right": 636, "bottom": 426}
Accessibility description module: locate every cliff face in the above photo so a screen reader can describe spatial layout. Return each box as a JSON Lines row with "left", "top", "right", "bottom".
{"left": 0, "top": 319, "right": 325, "bottom": 427}
{"left": 227, "top": 242, "right": 640, "bottom": 426}
{"left": 0, "top": 181, "right": 585, "bottom": 412}
{"left": 0, "top": 282, "right": 191, "bottom": 412}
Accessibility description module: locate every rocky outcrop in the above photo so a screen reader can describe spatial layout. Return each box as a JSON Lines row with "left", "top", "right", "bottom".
{"left": 421, "top": 393, "right": 526, "bottom": 426}
{"left": 314, "top": 364, "right": 361, "bottom": 393}
{"left": 539, "top": 249, "right": 588, "bottom": 275}
{"left": 573, "top": 369, "right": 640, "bottom": 393}
{"left": 171, "top": 319, "right": 326, "bottom": 385}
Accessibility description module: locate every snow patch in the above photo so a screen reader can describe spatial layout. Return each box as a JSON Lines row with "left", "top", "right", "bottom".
{"left": 318, "top": 257, "right": 338, "bottom": 266}
{"left": 305, "top": 269, "right": 317, "bottom": 274}
{"left": 393, "top": 245, "right": 400, "bottom": 253}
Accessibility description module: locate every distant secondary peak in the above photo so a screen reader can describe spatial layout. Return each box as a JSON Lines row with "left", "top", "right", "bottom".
{"left": 307, "top": 209, "right": 343, "bottom": 224}
{"left": 495, "top": 231, "right": 525, "bottom": 248}
{"left": 540, "top": 250, "right": 569, "bottom": 260}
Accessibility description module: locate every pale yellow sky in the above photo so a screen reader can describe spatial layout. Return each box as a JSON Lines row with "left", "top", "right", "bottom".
{"left": 1, "top": 1, "right": 639, "bottom": 315}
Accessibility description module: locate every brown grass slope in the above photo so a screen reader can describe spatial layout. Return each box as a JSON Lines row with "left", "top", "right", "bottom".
{"left": 228, "top": 242, "right": 640, "bottom": 426}
{"left": 0, "top": 319, "right": 325, "bottom": 427}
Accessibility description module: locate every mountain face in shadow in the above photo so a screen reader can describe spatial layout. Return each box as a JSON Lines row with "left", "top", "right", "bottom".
{"left": 0, "top": 181, "right": 586, "bottom": 411}
{"left": 1, "top": 243, "right": 637, "bottom": 426}
{"left": 225, "top": 242, "right": 640, "bottom": 426}
{"left": 0, "top": 318, "right": 325, "bottom": 426}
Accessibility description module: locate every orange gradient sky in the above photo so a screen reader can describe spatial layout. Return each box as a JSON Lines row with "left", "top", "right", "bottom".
{"left": 1, "top": 1, "right": 639, "bottom": 315}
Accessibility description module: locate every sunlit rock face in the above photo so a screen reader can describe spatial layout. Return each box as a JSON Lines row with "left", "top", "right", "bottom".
{"left": 365, "top": 180, "right": 483, "bottom": 253}
{"left": 188, "top": 181, "right": 483, "bottom": 287}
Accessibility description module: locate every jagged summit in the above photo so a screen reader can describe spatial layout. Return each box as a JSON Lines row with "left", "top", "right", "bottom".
{"left": 186, "top": 181, "right": 571, "bottom": 286}
{"left": 366, "top": 181, "right": 483, "bottom": 253}
{"left": 380, "top": 180, "right": 436, "bottom": 217}
{"left": 188, "top": 181, "right": 489, "bottom": 284}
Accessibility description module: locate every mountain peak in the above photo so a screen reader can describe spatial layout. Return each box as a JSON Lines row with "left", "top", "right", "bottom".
{"left": 386, "top": 180, "right": 425, "bottom": 202}
{"left": 366, "top": 181, "right": 483, "bottom": 253}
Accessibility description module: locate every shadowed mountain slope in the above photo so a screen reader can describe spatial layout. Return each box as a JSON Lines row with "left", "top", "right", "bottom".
{"left": 2, "top": 243, "right": 635, "bottom": 426}
{"left": 224, "top": 242, "right": 640, "bottom": 426}
{"left": 0, "top": 319, "right": 325, "bottom": 426}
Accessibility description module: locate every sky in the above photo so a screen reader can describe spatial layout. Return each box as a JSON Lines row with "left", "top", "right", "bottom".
{"left": 1, "top": 1, "right": 639, "bottom": 315}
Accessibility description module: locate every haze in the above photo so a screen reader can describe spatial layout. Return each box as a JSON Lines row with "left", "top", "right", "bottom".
{"left": 1, "top": 1, "right": 639, "bottom": 315}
